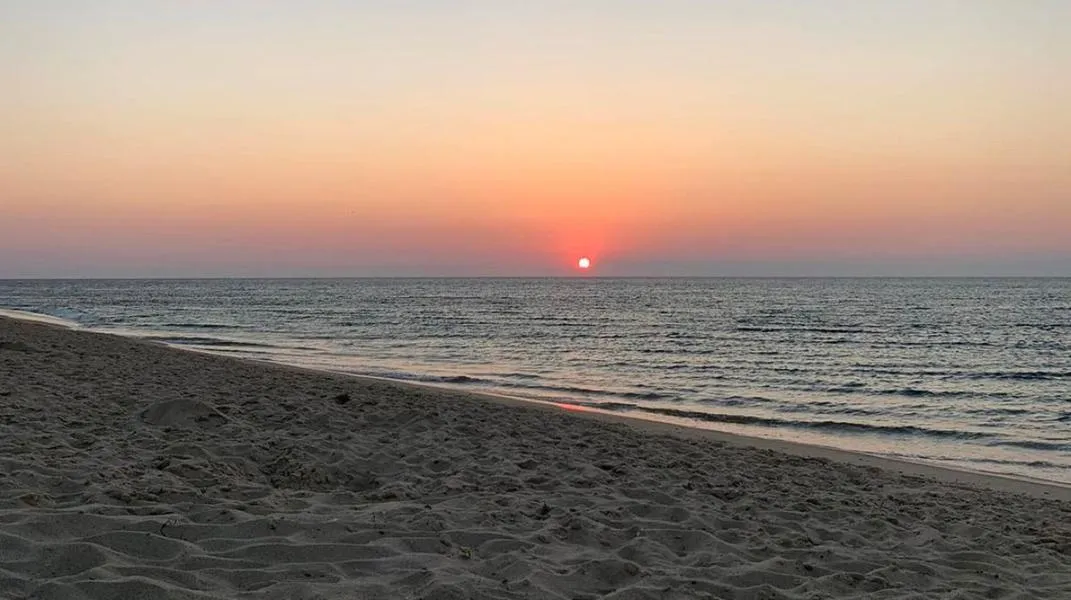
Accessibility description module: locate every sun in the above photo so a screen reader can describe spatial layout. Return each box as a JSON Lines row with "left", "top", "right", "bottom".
{"left": 577, "top": 257, "right": 591, "bottom": 269}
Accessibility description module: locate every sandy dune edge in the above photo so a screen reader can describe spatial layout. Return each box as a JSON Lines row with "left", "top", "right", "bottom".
{"left": 1, "top": 316, "right": 1069, "bottom": 599}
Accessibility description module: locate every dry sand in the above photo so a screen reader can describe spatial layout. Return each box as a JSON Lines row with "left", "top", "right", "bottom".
{"left": 1, "top": 315, "right": 1069, "bottom": 599}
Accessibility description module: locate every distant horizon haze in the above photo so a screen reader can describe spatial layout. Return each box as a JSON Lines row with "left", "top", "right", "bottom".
{"left": 2, "top": 1, "right": 1069, "bottom": 278}
{"left": 2, "top": 257, "right": 1070, "bottom": 279}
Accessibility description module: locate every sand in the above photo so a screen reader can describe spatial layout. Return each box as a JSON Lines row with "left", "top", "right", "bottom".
{"left": 1, "top": 315, "right": 1069, "bottom": 599}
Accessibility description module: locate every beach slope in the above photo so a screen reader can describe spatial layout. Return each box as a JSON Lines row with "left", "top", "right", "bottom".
{"left": 1, "top": 316, "right": 1069, "bottom": 599}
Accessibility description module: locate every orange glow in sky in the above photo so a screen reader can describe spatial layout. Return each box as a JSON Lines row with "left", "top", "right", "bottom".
{"left": 1, "top": 2, "right": 1068, "bottom": 277}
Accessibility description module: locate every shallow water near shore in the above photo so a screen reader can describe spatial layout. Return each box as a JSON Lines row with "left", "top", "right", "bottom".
{"left": 2, "top": 277, "right": 1069, "bottom": 484}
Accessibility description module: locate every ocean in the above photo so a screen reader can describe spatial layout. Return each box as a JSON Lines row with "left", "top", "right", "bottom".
{"left": 1, "top": 278, "right": 1069, "bottom": 485}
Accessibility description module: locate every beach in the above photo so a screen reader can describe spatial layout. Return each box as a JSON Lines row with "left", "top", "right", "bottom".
{"left": 1, "top": 315, "right": 1070, "bottom": 599}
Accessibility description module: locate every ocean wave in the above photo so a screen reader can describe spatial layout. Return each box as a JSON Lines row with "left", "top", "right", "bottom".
{"left": 698, "top": 395, "right": 780, "bottom": 407}
{"left": 965, "top": 371, "right": 1071, "bottom": 381}
{"left": 418, "top": 369, "right": 1022, "bottom": 407}
{"left": 345, "top": 371, "right": 682, "bottom": 402}
{"left": 889, "top": 453, "right": 1069, "bottom": 470}
{"left": 866, "top": 340, "right": 997, "bottom": 348}
{"left": 497, "top": 372, "right": 543, "bottom": 379}
{"left": 405, "top": 376, "right": 622, "bottom": 399}
{"left": 160, "top": 322, "right": 243, "bottom": 330}
{"left": 143, "top": 335, "right": 280, "bottom": 349}
{"left": 354, "top": 371, "right": 502, "bottom": 387}
{"left": 338, "top": 370, "right": 461, "bottom": 384}
{"left": 564, "top": 402, "right": 996, "bottom": 441}
{"left": 986, "top": 439, "right": 1071, "bottom": 452}
{"left": 43, "top": 308, "right": 92, "bottom": 324}
{"left": 440, "top": 375, "right": 483, "bottom": 384}
{"left": 693, "top": 395, "right": 888, "bottom": 417}
{"left": 963, "top": 457, "right": 1068, "bottom": 469}
{"left": 499, "top": 380, "right": 677, "bottom": 401}
{"left": 735, "top": 326, "right": 871, "bottom": 335}
{"left": 963, "top": 407, "right": 1033, "bottom": 416}
{"left": 823, "top": 386, "right": 985, "bottom": 399}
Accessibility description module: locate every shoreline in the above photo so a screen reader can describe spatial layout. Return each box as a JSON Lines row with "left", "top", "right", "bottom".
{"left": 2, "top": 310, "right": 1068, "bottom": 500}
{"left": 2, "top": 309, "right": 1068, "bottom": 500}
{"left": 3, "top": 314, "right": 1070, "bottom": 598}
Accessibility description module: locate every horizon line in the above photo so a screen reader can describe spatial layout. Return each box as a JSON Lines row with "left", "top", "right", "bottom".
{"left": 3, "top": 275, "right": 1071, "bottom": 281}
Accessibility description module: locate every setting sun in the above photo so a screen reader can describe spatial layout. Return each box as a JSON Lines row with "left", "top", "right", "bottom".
{"left": 578, "top": 257, "right": 591, "bottom": 269}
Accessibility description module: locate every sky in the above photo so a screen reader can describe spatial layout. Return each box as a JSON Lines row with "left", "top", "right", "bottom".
{"left": 2, "top": 1, "right": 1069, "bottom": 277}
